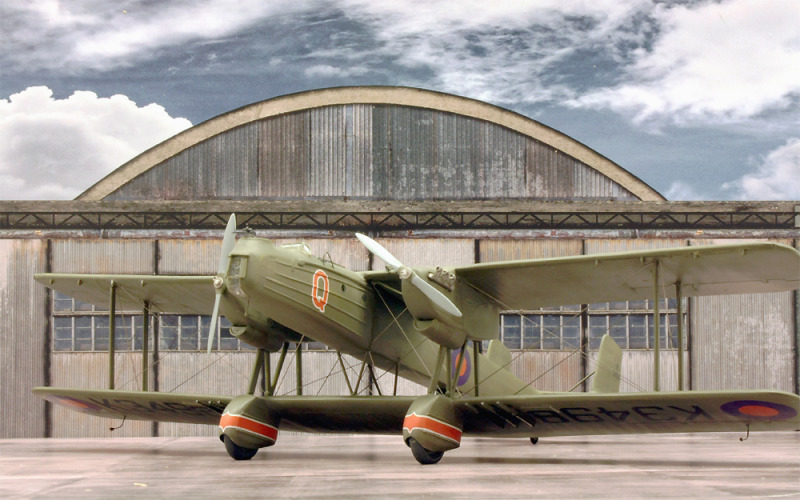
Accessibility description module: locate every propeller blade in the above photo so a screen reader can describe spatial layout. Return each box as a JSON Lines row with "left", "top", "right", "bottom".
{"left": 208, "top": 214, "right": 237, "bottom": 354}
{"left": 355, "top": 233, "right": 403, "bottom": 269}
{"left": 355, "top": 232, "right": 462, "bottom": 319}
{"left": 218, "top": 214, "right": 237, "bottom": 275}
{"left": 207, "top": 292, "right": 222, "bottom": 354}
{"left": 411, "top": 274, "right": 462, "bottom": 318}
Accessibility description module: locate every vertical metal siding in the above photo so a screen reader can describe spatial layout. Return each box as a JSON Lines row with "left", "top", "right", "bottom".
{"left": 309, "top": 106, "right": 346, "bottom": 197}
{"left": 513, "top": 351, "right": 582, "bottom": 392}
{"left": 50, "top": 353, "right": 152, "bottom": 437}
{"left": 370, "top": 238, "right": 475, "bottom": 270}
{"left": 158, "top": 239, "right": 220, "bottom": 275}
{"left": 158, "top": 352, "right": 255, "bottom": 437}
{"left": 479, "top": 239, "right": 583, "bottom": 262}
{"left": 259, "top": 112, "right": 310, "bottom": 198}
{"left": 106, "top": 103, "right": 641, "bottom": 201}
{"left": 0, "top": 240, "right": 48, "bottom": 438}
{"left": 692, "top": 292, "right": 794, "bottom": 392}
{"left": 52, "top": 239, "right": 154, "bottom": 274}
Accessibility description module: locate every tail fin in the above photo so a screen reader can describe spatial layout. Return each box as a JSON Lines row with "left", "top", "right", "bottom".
{"left": 486, "top": 339, "right": 511, "bottom": 369}
{"left": 591, "top": 334, "right": 622, "bottom": 393}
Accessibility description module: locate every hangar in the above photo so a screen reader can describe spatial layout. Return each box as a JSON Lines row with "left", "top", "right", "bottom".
{"left": 1, "top": 86, "right": 797, "bottom": 439}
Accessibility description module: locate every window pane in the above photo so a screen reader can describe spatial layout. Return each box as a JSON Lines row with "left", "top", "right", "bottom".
{"left": 94, "top": 316, "right": 109, "bottom": 350}
{"left": 199, "top": 316, "right": 214, "bottom": 351}
{"left": 502, "top": 315, "right": 521, "bottom": 350}
{"left": 541, "top": 315, "right": 561, "bottom": 349}
{"left": 160, "top": 315, "right": 179, "bottom": 350}
{"left": 75, "top": 299, "right": 95, "bottom": 312}
{"left": 588, "top": 316, "right": 606, "bottom": 349}
{"left": 629, "top": 315, "right": 647, "bottom": 349}
{"left": 562, "top": 316, "right": 580, "bottom": 349}
{"left": 219, "top": 318, "right": 238, "bottom": 350}
{"left": 609, "top": 315, "right": 627, "bottom": 348}
{"left": 114, "top": 316, "right": 133, "bottom": 351}
{"left": 521, "top": 315, "right": 540, "bottom": 349}
{"left": 74, "top": 316, "right": 93, "bottom": 351}
{"left": 180, "top": 316, "right": 198, "bottom": 351}
{"left": 53, "top": 292, "right": 73, "bottom": 312}
{"left": 54, "top": 317, "right": 72, "bottom": 351}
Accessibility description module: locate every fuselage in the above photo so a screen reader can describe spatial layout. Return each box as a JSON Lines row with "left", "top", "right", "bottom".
{"left": 222, "top": 236, "right": 538, "bottom": 397}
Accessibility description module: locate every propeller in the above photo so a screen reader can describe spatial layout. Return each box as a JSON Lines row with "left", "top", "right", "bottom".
{"left": 207, "top": 214, "right": 238, "bottom": 353}
{"left": 355, "top": 233, "right": 462, "bottom": 319}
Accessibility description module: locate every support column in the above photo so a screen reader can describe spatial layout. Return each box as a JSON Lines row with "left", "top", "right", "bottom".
{"left": 653, "top": 261, "right": 660, "bottom": 392}
{"left": 108, "top": 281, "right": 117, "bottom": 390}
{"left": 295, "top": 343, "right": 303, "bottom": 396}
{"left": 142, "top": 301, "right": 150, "bottom": 391}
{"left": 676, "top": 282, "right": 684, "bottom": 391}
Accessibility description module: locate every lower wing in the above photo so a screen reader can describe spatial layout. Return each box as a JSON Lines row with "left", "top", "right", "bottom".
{"left": 35, "top": 387, "right": 799, "bottom": 436}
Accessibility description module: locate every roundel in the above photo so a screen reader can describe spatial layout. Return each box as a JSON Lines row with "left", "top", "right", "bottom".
{"left": 720, "top": 400, "right": 797, "bottom": 420}
{"left": 312, "top": 269, "right": 329, "bottom": 313}
{"left": 451, "top": 348, "right": 472, "bottom": 387}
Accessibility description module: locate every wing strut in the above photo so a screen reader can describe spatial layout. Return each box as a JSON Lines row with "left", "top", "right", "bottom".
{"left": 676, "top": 281, "right": 685, "bottom": 391}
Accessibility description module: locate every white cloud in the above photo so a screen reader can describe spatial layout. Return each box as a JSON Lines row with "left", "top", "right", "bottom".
{"left": 665, "top": 181, "right": 707, "bottom": 201}
{"left": 722, "top": 138, "right": 800, "bottom": 200}
{"left": 1, "top": 0, "right": 299, "bottom": 71}
{"left": 572, "top": 0, "right": 800, "bottom": 125}
{"left": 0, "top": 86, "right": 191, "bottom": 200}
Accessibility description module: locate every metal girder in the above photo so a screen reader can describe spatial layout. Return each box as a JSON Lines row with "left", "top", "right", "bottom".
{"left": 0, "top": 209, "right": 797, "bottom": 231}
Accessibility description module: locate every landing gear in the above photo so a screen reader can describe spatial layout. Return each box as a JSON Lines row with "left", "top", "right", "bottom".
{"left": 529, "top": 437, "right": 539, "bottom": 445}
{"left": 408, "top": 438, "right": 444, "bottom": 465}
{"left": 223, "top": 434, "right": 258, "bottom": 460}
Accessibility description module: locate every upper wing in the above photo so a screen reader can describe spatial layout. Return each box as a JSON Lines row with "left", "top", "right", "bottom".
{"left": 34, "top": 274, "right": 215, "bottom": 314}
{"left": 455, "top": 242, "right": 800, "bottom": 310}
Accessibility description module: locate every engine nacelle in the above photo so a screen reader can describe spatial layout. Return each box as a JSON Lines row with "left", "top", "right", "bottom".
{"left": 219, "top": 395, "right": 279, "bottom": 451}
{"left": 230, "top": 321, "right": 287, "bottom": 352}
{"left": 414, "top": 318, "right": 466, "bottom": 350}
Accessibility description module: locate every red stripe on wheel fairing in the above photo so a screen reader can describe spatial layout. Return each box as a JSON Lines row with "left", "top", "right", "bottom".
{"left": 403, "top": 413, "right": 462, "bottom": 444}
{"left": 219, "top": 413, "right": 278, "bottom": 441}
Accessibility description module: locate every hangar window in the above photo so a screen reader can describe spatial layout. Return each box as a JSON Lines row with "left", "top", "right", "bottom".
{"left": 500, "top": 299, "right": 686, "bottom": 351}
{"left": 51, "top": 292, "right": 252, "bottom": 352}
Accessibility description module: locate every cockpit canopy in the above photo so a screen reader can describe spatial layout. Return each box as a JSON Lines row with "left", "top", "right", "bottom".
{"left": 280, "top": 242, "right": 313, "bottom": 256}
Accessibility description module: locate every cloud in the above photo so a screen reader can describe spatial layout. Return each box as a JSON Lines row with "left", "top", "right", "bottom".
{"left": 1, "top": 0, "right": 299, "bottom": 72}
{"left": 722, "top": 138, "right": 800, "bottom": 200}
{"left": 0, "top": 86, "right": 191, "bottom": 200}
{"left": 572, "top": 0, "right": 800, "bottom": 125}
{"left": 664, "top": 181, "right": 708, "bottom": 201}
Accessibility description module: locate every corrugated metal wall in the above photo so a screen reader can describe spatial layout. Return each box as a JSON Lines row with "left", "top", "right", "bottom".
{"left": 0, "top": 240, "right": 48, "bottom": 438}
{"left": 690, "top": 239, "right": 795, "bottom": 392}
{"left": 105, "top": 105, "right": 638, "bottom": 201}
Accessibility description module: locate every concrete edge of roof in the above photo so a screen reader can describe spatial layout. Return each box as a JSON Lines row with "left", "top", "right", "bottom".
{"left": 77, "top": 86, "right": 665, "bottom": 202}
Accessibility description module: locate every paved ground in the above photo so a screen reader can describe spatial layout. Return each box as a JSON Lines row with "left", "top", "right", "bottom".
{"left": 1, "top": 432, "right": 798, "bottom": 499}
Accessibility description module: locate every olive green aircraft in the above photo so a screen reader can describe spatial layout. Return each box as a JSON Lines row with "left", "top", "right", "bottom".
{"left": 34, "top": 215, "right": 800, "bottom": 464}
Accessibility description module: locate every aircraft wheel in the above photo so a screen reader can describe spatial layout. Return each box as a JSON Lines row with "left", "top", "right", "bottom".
{"left": 224, "top": 434, "right": 258, "bottom": 460}
{"left": 408, "top": 438, "right": 443, "bottom": 465}
{"left": 530, "top": 437, "right": 539, "bottom": 445}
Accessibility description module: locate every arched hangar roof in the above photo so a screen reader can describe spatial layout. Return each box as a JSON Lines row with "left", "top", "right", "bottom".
{"left": 78, "top": 86, "right": 664, "bottom": 202}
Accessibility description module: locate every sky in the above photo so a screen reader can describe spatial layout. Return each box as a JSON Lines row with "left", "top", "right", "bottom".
{"left": 1, "top": 0, "right": 799, "bottom": 201}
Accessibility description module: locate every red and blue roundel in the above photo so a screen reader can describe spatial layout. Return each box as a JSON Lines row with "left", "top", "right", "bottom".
{"left": 451, "top": 348, "right": 471, "bottom": 387}
{"left": 720, "top": 400, "right": 797, "bottom": 420}
{"left": 51, "top": 396, "right": 106, "bottom": 413}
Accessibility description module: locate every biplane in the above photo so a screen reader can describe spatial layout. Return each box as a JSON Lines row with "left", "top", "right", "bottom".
{"left": 34, "top": 215, "right": 800, "bottom": 464}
